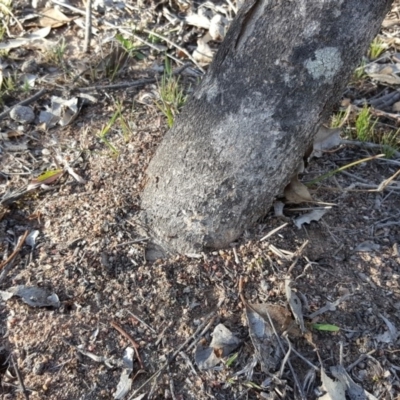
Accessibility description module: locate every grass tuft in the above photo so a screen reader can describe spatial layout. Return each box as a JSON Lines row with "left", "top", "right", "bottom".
{"left": 331, "top": 106, "right": 399, "bottom": 159}
{"left": 368, "top": 37, "right": 387, "bottom": 60}
{"left": 330, "top": 110, "right": 347, "bottom": 128}
{"left": 156, "top": 59, "right": 187, "bottom": 128}
{"left": 97, "top": 101, "right": 134, "bottom": 156}
{"left": 355, "top": 106, "right": 377, "bottom": 142}
{"left": 45, "top": 38, "right": 67, "bottom": 66}
{"left": 0, "top": 0, "right": 12, "bottom": 44}
{"left": 381, "top": 129, "right": 400, "bottom": 158}
{"left": 0, "top": 71, "right": 18, "bottom": 104}
{"left": 353, "top": 59, "right": 367, "bottom": 81}
{"left": 98, "top": 109, "right": 120, "bottom": 157}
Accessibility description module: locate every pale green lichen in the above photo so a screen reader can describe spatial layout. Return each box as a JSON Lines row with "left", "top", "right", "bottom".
{"left": 304, "top": 47, "right": 341, "bottom": 82}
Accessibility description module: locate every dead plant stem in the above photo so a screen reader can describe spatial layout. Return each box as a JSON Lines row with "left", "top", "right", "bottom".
{"left": 0, "top": 230, "right": 29, "bottom": 271}
{"left": 110, "top": 321, "right": 145, "bottom": 369}
{"left": 83, "top": 0, "right": 92, "bottom": 53}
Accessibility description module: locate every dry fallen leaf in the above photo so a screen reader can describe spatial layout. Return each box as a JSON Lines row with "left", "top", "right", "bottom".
{"left": 312, "top": 125, "right": 342, "bottom": 158}
{"left": 319, "top": 367, "right": 346, "bottom": 400}
{"left": 284, "top": 176, "right": 313, "bottom": 204}
{"left": 285, "top": 279, "right": 305, "bottom": 333}
{"left": 185, "top": 12, "right": 211, "bottom": 29}
{"left": 0, "top": 27, "right": 51, "bottom": 50}
{"left": 209, "top": 14, "right": 228, "bottom": 41}
{"left": 245, "top": 303, "right": 282, "bottom": 373}
{"left": 368, "top": 73, "right": 400, "bottom": 85}
{"left": 294, "top": 208, "right": 329, "bottom": 229}
{"left": 114, "top": 347, "right": 135, "bottom": 399}
{"left": 29, "top": 169, "right": 63, "bottom": 187}
{"left": 331, "top": 365, "right": 378, "bottom": 400}
{"left": 365, "top": 63, "right": 400, "bottom": 85}
{"left": 0, "top": 286, "right": 60, "bottom": 308}
{"left": 39, "top": 8, "right": 72, "bottom": 28}
{"left": 193, "top": 37, "right": 214, "bottom": 65}
{"left": 195, "top": 324, "right": 241, "bottom": 370}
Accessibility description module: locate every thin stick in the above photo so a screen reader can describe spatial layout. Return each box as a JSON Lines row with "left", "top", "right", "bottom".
{"left": 79, "top": 78, "right": 156, "bottom": 92}
{"left": 232, "top": 247, "right": 240, "bottom": 264}
{"left": 79, "top": 63, "right": 191, "bottom": 92}
{"left": 2, "top": 5, "right": 24, "bottom": 32}
{"left": 11, "top": 356, "right": 29, "bottom": 400}
{"left": 178, "top": 351, "right": 197, "bottom": 375}
{"left": 103, "top": 21, "right": 186, "bottom": 68}
{"left": 260, "top": 222, "right": 288, "bottom": 242}
{"left": 342, "top": 139, "right": 400, "bottom": 158}
{"left": 167, "top": 364, "right": 177, "bottom": 400}
{"left": 346, "top": 350, "right": 376, "bottom": 372}
{"left": 287, "top": 240, "right": 309, "bottom": 274}
{"left": 0, "top": 89, "right": 47, "bottom": 121}
{"left": 0, "top": 231, "right": 29, "bottom": 271}
{"left": 83, "top": 0, "right": 92, "bottom": 53}
{"left": 279, "top": 333, "right": 292, "bottom": 378}
{"left": 306, "top": 154, "right": 385, "bottom": 186}
{"left": 376, "top": 168, "right": 400, "bottom": 192}
{"left": 131, "top": 33, "right": 184, "bottom": 66}
{"left": 142, "top": 28, "right": 205, "bottom": 73}
{"left": 110, "top": 321, "right": 145, "bottom": 370}
{"left": 185, "top": 316, "right": 217, "bottom": 353}
{"left": 0, "top": 258, "right": 18, "bottom": 284}
{"left": 239, "top": 277, "right": 306, "bottom": 400}
{"left": 290, "top": 347, "right": 319, "bottom": 371}
{"left": 51, "top": 0, "right": 87, "bottom": 15}
{"left": 127, "top": 310, "right": 156, "bottom": 333}
{"left": 226, "top": 0, "right": 237, "bottom": 14}
{"left": 339, "top": 341, "right": 344, "bottom": 365}
{"left": 128, "top": 310, "right": 217, "bottom": 399}
{"left": 115, "top": 238, "right": 149, "bottom": 248}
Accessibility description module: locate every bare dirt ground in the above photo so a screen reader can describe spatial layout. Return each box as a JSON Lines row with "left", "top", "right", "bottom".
{"left": 1, "top": 1, "right": 400, "bottom": 399}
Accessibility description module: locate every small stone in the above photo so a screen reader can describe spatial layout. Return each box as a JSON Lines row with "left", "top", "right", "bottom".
{"left": 357, "top": 369, "right": 368, "bottom": 380}
{"left": 21, "top": 59, "right": 38, "bottom": 73}
{"left": 33, "top": 360, "right": 45, "bottom": 375}
{"left": 10, "top": 105, "right": 35, "bottom": 123}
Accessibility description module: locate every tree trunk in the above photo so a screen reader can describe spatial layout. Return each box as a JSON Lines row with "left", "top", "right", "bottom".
{"left": 140, "top": 0, "right": 392, "bottom": 255}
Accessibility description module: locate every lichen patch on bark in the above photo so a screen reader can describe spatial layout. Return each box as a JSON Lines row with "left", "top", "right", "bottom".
{"left": 304, "top": 47, "right": 341, "bottom": 81}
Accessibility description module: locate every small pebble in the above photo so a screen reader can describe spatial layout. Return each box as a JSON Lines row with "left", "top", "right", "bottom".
{"left": 356, "top": 369, "right": 368, "bottom": 380}
{"left": 10, "top": 105, "right": 35, "bottom": 123}
{"left": 33, "top": 360, "right": 45, "bottom": 375}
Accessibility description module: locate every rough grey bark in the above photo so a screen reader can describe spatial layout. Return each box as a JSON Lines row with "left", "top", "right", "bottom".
{"left": 140, "top": 0, "right": 393, "bottom": 255}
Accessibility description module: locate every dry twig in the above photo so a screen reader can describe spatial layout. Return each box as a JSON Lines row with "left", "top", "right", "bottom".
{"left": 79, "top": 63, "right": 192, "bottom": 92}
{"left": 287, "top": 240, "right": 309, "bottom": 274}
{"left": 376, "top": 168, "right": 400, "bottom": 191}
{"left": 127, "top": 310, "right": 156, "bottom": 333}
{"left": 0, "top": 89, "right": 47, "bottom": 121}
{"left": 110, "top": 320, "right": 145, "bottom": 370}
{"left": 79, "top": 78, "right": 157, "bottom": 92}
{"left": 0, "top": 230, "right": 29, "bottom": 271}
{"left": 239, "top": 277, "right": 306, "bottom": 400}
{"left": 11, "top": 356, "right": 29, "bottom": 400}
{"left": 83, "top": 0, "right": 92, "bottom": 53}
{"left": 260, "top": 222, "right": 288, "bottom": 242}
{"left": 51, "top": 0, "right": 86, "bottom": 15}
{"left": 115, "top": 238, "right": 149, "bottom": 248}
{"left": 128, "top": 310, "right": 218, "bottom": 399}
{"left": 342, "top": 139, "right": 400, "bottom": 158}
{"left": 142, "top": 28, "right": 205, "bottom": 73}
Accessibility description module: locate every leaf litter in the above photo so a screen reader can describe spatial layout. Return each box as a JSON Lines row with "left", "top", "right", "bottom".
{"left": 0, "top": 0, "right": 399, "bottom": 399}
